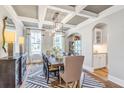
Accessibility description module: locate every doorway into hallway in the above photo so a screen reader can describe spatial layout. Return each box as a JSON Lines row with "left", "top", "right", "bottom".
{"left": 92, "top": 23, "right": 108, "bottom": 80}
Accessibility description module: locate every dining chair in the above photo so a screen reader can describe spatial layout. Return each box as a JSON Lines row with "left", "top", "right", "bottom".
{"left": 42, "top": 53, "right": 47, "bottom": 79}
{"left": 43, "top": 55, "right": 59, "bottom": 84}
{"left": 59, "top": 56, "right": 84, "bottom": 88}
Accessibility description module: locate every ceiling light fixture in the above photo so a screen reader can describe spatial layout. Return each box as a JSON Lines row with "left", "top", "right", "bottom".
{"left": 51, "top": 12, "right": 65, "bottom": 37}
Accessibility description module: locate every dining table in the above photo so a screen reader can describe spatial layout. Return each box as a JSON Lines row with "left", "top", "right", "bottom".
{"left": 47, "top": 56, "right": 64, "bottom": 87}
{"left": 48, "top": 56, "right": 64, "bottom": 67}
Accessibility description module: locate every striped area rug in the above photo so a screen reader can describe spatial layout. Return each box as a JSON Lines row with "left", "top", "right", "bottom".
{"left": 81, "top": 74, "right": 105, "bottom": 88}
{"left": 23, "top": 64, "right": 105, "bottom": 88}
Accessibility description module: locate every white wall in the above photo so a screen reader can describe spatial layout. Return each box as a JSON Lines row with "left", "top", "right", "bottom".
{"left": 67, "top": 8, "right": 124, "bottom": 86}
{"left": 42, "top": 31, "right": 53, "bottom": 53}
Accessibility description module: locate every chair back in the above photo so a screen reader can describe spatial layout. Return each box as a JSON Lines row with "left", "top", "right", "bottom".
{"left": 63, "top": 56, "right": 84, "bottom": 82}
{"left": 21, "top": 53, "right": 27, "bottom": 65}
{"left": 21, "top": 54, "right": 27, "bottom": 81}
{"left": 42, "top": 53, "right": 48, "bottom": 76}
{"left": 43, "top": 55, "right": 50, "bottom": 70}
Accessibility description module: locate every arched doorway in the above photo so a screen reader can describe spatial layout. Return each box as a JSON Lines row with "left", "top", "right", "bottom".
{"left": 92, "top": 23, "right": 108, "bottom": 80}
{"left": 66, "top": 33, "right": 82, "bottom": 55}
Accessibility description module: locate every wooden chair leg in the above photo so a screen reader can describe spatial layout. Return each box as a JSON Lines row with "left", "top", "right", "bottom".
{"left": 59, "top": 77, "right": 62, "bottom": 84}
{"left": 72, "top": 82, "right": 75, "bottom": 88}
{"left": 58, "top": 73, "right": 60, "bottom": 80}
{"left": 47, "top": 72, "right": 49, "bottom": 84}
{"left": 73, "top": 81, "right": 77, "bottom": 88}
{"left": 66, "top": 82, "right": 68, "bottom": 88}
{"left": 76, "top": 80, "right": 80, "bottom": 88}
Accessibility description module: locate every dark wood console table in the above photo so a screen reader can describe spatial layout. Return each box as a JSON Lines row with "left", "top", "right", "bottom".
{"left": 0, "top": 54, "right": 27, "bottom": 88}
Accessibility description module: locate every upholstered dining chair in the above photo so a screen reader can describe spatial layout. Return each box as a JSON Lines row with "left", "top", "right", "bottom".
{"left": 59, "top": 56, "right": 84, "bottom": 88}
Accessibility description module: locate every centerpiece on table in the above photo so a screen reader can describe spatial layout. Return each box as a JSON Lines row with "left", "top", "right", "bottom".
{"left": 51, "top": 47, "right": 63, "bottom": 62}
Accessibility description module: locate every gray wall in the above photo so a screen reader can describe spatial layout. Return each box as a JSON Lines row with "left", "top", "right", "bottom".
{"left": 107, "top": 9, "right": 124, "bottom": 85}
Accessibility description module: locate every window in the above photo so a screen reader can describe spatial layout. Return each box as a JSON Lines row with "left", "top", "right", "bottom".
{"left": 31, "top": 31, "right": 41, "bottom": 54}
{"left": 74, "top": 40, "right": 81, "bottom": 55}
{"left": 53, "top": 33, "right": 64, "bottom": 50}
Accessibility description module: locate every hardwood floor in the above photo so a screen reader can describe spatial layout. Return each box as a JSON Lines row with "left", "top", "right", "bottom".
{"left": 93, "top": 67, "right": 108, "bottom": 80}
{"left": 85, "top": 68, "right": 122, "bottom": 88}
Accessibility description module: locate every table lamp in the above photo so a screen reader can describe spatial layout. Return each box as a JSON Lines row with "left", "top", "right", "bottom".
{"left": 19, "top": 36, "right": 24, "bottom": 55}
{"left": 5, "top": 31, "right": 16, "bottom": 57}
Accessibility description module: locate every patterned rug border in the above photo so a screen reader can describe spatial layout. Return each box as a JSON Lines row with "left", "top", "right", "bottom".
{"left": 23, "top": 64, "right": 105, "bottom": 88}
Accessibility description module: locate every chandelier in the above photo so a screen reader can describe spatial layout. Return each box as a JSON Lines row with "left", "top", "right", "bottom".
{"left": 51, "top": 12, "right": 65, "bottom": 37}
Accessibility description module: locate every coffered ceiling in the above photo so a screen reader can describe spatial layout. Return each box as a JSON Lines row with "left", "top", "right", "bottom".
{"left": 66, "top": 15, "right": 88, "bottom": 25}
{"left": 83, "top": 5, "right": 112, "bottom": 14}
{"left": 22, "top": 21, "right": 39, "bottom": 28}
{"left": 42, "top": 24, "right": 55, "bottom": 30}
{"left": 13, "top": 5, "right": 38, "bottom": 19}
{"left": 11, "top": 5, "right": 113, "bottom": 32}
{"left": 45, "top": 8, "right": 68, "bottom": 23}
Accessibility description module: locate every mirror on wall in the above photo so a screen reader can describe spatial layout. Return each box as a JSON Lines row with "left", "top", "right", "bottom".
{"left": 0, "top": 17, "right": 16, "bottom": 57}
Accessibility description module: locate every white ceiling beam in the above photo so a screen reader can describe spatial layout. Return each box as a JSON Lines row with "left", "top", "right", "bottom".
{"left": 3, "top": 5, "right": 23, "bottom": 27}
{"left": 48, "top": 6, "right": 77, "bottom": 32}
{"left": 54, "top": 13, "right": 76, "bottom": 32}
{"left": 75, "top": 5, "right": 98, "bottom": 18}
{"left": 18, "top": 16, "right": 75, "bottom": 28}
{"left": 42, "top": 20, "right": 54, "bottom": 25}
{"left": 43, "top": 20, "right": 75, "bottom": 28}
{"left": 57, "top": 6, "right": 88, "bottom": 31}
{"left": 80, "top": 10, "right": 98, "bottom": 18}
{"left": 61, "top": 13, "right": 75, "bottom": 23}
{"left": 48, "top": 5, "right": 97, "bottom": 18}
{"left": 19, "top": 16, "right": 39, "bottom": 23}
{"left": 62, "top": 11, "right": 98, "bottom": 24}
{"left": 38, "top": 5, "right": 48, "bottom": 28}
{"left": 75, "top": 5, "right": 87, "bottom": 13}
{"left": 53, "top": 5, "right": 75, "bottom": 11}
{"left": 47, "top": 5, "right": 71, "bottom": 13}
{"left": 64, "top": 23, "right": 76, "bottom": 28}
{"left": 25, "top": 26, "right": 40, "bottom": 30}
{"left": 47, "top": 5, "right": 98, "bottom": 33}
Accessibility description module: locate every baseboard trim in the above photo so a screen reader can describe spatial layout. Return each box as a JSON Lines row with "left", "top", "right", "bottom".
{"left": 108, "top": 75, "right": 124, "bottom": 87}
{"left": 83, "top": 65, "right": 94, "bottom": 72}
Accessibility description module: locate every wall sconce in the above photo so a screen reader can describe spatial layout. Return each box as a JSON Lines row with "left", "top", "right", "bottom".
{"left": 5, "top": 31, "right": 16, "bottom": 57}
{"left": 19, "top": 36, "right": 24, "bottom": 45}
{"left": 19, "top": 36, "right": 24, "bottom": 55}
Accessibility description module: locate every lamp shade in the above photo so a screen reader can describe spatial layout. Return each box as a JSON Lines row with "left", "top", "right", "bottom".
{"left": 19, "top": 36, "right": 24, "bottom": 44}
{"left": 5, "top": 31, "right": 16, "bottom": 43}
